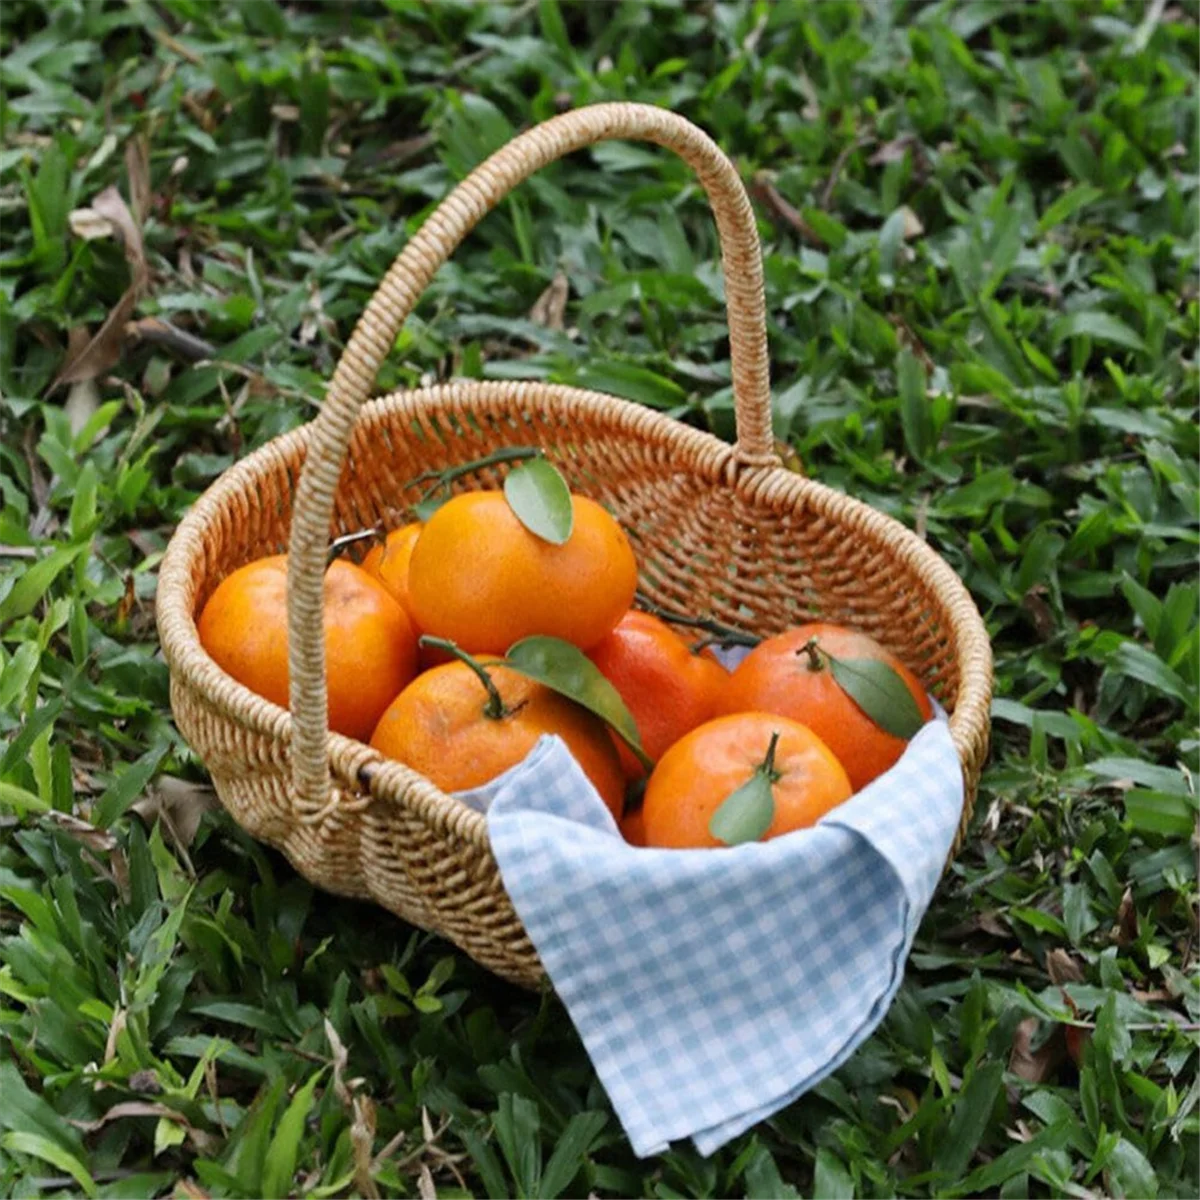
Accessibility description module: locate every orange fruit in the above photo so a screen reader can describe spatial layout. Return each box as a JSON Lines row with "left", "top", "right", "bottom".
{"left": 620, "top": 806, "right": 647, "bottom": 846}
{"left": 369, "top": 659, "right": 625, "bottom": 819}
{"left": 360, "top": 522, "right": 422, "bottom": 620}
{"left": 719, "top": 623, "right": 933, "bottom": 792}
{"left": 407, "top": 491, "right": 637, "bottom": 655}
{"left": 641, "top": 713, "right": 852, "bottom": 849}
{"left": 588, "top": 609, "right": 728, "bottom": 780}
{"left": 359, "top": 522, "right": 452, "bottom": 669}
{"left": 197, "top": 555, "right": 418, "bottom": 742}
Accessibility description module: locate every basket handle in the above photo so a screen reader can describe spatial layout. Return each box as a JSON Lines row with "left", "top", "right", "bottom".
{"left": 286, "top": 102, "right": 776, "bottom": 809}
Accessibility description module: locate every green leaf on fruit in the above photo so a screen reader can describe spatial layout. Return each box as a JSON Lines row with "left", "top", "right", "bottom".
{"left": 504, "top": 459, "right": 573, "bottom": 544}
{"left": 709, "top": 764, "right": 775, "bottom": 846}
{"left": 827, "top": 655, "right": 926, "bottom": 739}
{"left": 505, "top": 636, "right": 651, "bottom": 770}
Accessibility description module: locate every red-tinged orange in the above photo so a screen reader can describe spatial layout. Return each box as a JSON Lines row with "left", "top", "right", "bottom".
{"left": 719, "top": 623, "right": 933, "bottom": 792}
{"left": 620, "top": 806, "right": 647, "bottom": 846}
{"left": 588, "top": 609, "right": 728, "bottom": 779}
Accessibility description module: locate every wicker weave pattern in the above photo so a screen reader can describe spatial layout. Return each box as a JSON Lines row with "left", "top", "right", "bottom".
{"left": 156, "top": 105, "right": 993, "bottom": 989}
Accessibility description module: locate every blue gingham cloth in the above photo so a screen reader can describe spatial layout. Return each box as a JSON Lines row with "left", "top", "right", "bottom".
{"left": 466, "top": 711, "right": 963, "bottom": 1158}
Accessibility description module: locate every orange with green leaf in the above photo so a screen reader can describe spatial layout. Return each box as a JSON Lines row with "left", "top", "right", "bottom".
{"left": 407, "top": 459, "right": 638, "bottom": 655}
{"left": 588, "top": 609, "right": 728, "bottom": 780}
{"left": 369, "top": 638, "right": 626, "bottom": 819}
{"left": 641, "top": 713, "right": 853, "bottom": 849}
{"left": 719, "top": 623, "right": 932, "bottom": 792}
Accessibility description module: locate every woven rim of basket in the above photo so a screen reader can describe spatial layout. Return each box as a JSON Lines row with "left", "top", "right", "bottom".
{"left": 156, "top": 379, "right": 994, "bottom": 851}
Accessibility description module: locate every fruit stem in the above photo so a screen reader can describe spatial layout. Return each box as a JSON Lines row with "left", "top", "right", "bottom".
{"left": 799, "top": 636, "right": 825, "bottom": 672}
{"left": 405, "top": 446, "right": 543, "bottom": 517}
{"left": 326, "top": 523, "right": 385, "bottom": 565}
{"left": 760, "top": 730, "right": 783, "bottom": 784}
{"left": 419, "top": 636, "right": 509, "bottom": 720}
{"left": 634, "top": 591, "right": 760, "bottom": 648}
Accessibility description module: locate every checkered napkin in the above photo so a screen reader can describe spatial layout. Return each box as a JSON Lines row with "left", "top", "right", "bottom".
{"left": 465, "top": 714, "right": 964, "bottom": 1158}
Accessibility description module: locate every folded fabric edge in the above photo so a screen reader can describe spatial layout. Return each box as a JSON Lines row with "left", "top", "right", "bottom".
{"left": 479, "top": 725, "right": 964, "bottom": 1159}
{"left": 687, "top": 821, "right": 924, "bottom": 1156}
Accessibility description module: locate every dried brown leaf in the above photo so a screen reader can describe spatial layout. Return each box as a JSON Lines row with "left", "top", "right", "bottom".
{"left": 70, "top": 1102, "right": 217, "bottom": 1154}
{"left": 899, "top": 205, "right": 924, "bottom": 240}
{"left": 103, "top": 1007, "right": 127, "bottom": 1067}
{"left": 944, "top": 910, "right": 1011, "bottom": 940}
{"left": 125, "top": 135, "right": 151, "bottom": 228}
{"left": 528, "top": 271, "right": 569, "bottom": 330}
{"left": 45, "top": 809, "right": 116, "bottom": 852}
{"left": 49, "top": 287, "right": 139, "bottom": 390}
{"left": 978, "top": 910, "right": 1011, "bottom": 937}
{"left": 870, "top": 136, "right": 915, "bottom": 165}
{"left": 325, "top": 1018, "right": 353, "bottom": 1107}
{"left": 418, "top": 1165, "right": 437, "bottom": 1200}
{"left": 1131, "top": 987, "right": 1173, "bottom": 1003}
{"left": 49, "top": 183, "right": 148, "bottom": 393}
{"left": 131, "top": 777, "right": 219, "bottom": 849}
{"left": 45, "top": 810, "right": 129, "bottom": 897}
{"left": 1065, "top": 1024, "right": 1091, "bottom": 1066}
{"left": 68, "top": 207, "right": 116, "bottom": 241}
{"left": 1116, "top": 886, "right": 1137, "bottom": 945}
{"left": 1022, "top": 586, "right": 1056, "bottom": 641}
{"left": 65, "top": 378, "right": 100, "bottom": 438}
{"left": 913, "top": 493, "right": 929, "bottom": 542}
{"left": 113, "top": 573, "right": 136, "bottom": 626}
{"left": 351, "top": 1095, "right": 380, "bottom": 1200}
{"left": 1008, "top": 1016, "right": 1064, "bottom": 1083}
{"left": 751, "top": 173, "right": 827, "bottom": 248}
{"left": 1046, "top": 948, "right": 1085, "bottom": 985}
{"left": 93, "top": 186, "right": 146, "bottom": 283}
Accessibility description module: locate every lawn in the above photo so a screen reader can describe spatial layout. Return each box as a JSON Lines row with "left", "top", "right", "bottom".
{"left": 1, "top": 0, "right": 1198, "bottom": 1196}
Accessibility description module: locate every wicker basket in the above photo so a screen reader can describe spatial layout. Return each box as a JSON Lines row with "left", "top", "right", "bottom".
{"left": 156, "top": 103, "right": 993, "bottom": 989}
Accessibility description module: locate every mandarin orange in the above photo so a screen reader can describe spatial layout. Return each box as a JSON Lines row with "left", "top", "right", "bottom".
{"left": 360, "top": 521, "right": 422, "bottom": 621}
{"left": 197, "top": 555, "right": 418, "bottom": 742}
{"left": 407, "top": 491, "right": 637, "bottom": 655}
{"left": 588, "top": 609, "right": 728, "bottom": 779}
{"left": 641, "top": 712, "right": 852, "bottom": 848}
{"left": 719, "top": 623, "right": 932, "bottom": 792}
{"left": 369, "top": 658, "right": 625, "bottom": 819}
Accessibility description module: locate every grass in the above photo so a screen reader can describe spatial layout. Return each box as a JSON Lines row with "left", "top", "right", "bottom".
{"left": 1, "top": 0, "right": 1197, "bottom": 1195}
